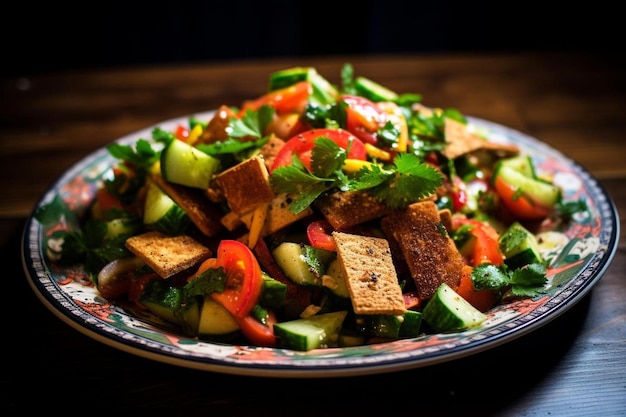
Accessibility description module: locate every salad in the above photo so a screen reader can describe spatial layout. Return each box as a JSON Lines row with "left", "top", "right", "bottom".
{"left": 36, "top": 64, "right": 586, "bottom": 351}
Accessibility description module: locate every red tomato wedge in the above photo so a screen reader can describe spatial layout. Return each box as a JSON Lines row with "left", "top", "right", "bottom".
{"left": 342, "top": 95, "right": 385, "bottom": 145}
{"left": 236, "top": 312, "right": 277, "bottom": 347}
{"left": 239, "top": 81, "right": 312, "bottom": 116}
{"left": 197, "top": 240, "right": 264, "bottom": 318}
{"left": 306, "top": 219, "right": 336, "bottom": 251}
{"left": 270, "top": 128, "right": 367, "bottom": 172}
{"left": 454, "top": 218, "right": 504, "bottom": 267}
{"left": 454, "top": 265, "right": 498, "bottom": 312}
{"left": 493, "top": 176, "right": 552, "bottom": 220}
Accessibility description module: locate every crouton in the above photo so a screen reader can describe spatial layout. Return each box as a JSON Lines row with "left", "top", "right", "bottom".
{"left": 315, "top": 189, "right": 390, "bottom": 230}
{"left": 195, "top": 105, "right": 237, "bottom": 145}
{"left": 333, "top": 231, "right": 406, "bottom": 316}
{"left": 258, "top": 134, "right": 285, "bottom": 171}
{"left": 381, "top": 200, "right": 464, "bottom": 300}
{"left": 125, "top": 231, "right": 212, "bottom": 279}
{"left": 215, "top": 155, "right": 275, "bottom": 215}
{"left": 150, "top": 175, "right": 224, "bottom": 237}
{"left": 442, "top": 117, "right": 519, "bottom": 160}
{"left": 239, "top": 192, "right": 313, "bottom": 236}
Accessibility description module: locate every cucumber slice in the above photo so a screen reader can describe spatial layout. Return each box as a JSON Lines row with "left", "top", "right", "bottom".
{"left": 499, "top": 221, "right": 544, "bottom": 269}
{"left": 496, "top": 155, "right": 536, "bottom": 178}
{"left": 143, "top": 182, "right": 190, "bottom": 235}
{"left": 259, "top": 272, "right": 287, "bottom": 309}
{"left": 493, "top": 165, "right": 561, "bottom": 208}
{"left": 160, "top": 139, "right": 220, "bottom": 189}
{"left": 198, "top": 297, "right": 240, "bottom": 337}
{"left": 104, "top": 216, "right": 142, "bottom": 240}
{"left": 269, "top": 67, "right": 309, "bottom": 90}
{"left": 268, "top": 67, "right": 338, "bottom": 106}
{"left": 273, "top": 310, "right": 348, "bottom": 351}
{"left": 422, "top": 283, "right": 486, "bottom": 332}
{"left": 355, "top": 310, "right": 422, "bottom": 338}
{"left": 139, "top": 279, "right": 184, "bottom": 325}
{"left": 322, "top": 258, "right": 350, "bottom": 298}
{"left": 272, "top": 242, "right": 335, "bottom": 286}
{"left": 354, "top": 76, "right": 399, "bottom": 102}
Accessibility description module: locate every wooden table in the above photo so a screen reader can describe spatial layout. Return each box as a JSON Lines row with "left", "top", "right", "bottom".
{"left": 1, "top": 52, "right": 624, "bottom": 415}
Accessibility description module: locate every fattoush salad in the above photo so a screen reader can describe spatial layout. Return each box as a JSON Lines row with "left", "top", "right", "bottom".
{"left": 37, "top": 64, "right": 586, "bottom": 351}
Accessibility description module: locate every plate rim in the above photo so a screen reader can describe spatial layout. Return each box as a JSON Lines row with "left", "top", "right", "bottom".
{"left": 21, "top": 112, "right": 621, "bottom": 378}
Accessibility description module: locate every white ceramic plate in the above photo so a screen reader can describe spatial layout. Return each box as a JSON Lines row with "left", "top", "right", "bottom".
{"left": 21, "top": 112, "right": 619, "bottom": 378}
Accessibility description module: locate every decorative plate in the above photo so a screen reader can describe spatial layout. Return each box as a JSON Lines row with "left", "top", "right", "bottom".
{"left": 21, "top": 112, "right": 619, "bottom": 378}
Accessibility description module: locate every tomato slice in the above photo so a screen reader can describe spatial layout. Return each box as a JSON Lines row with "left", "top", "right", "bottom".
{"left": 454, "top": 218, "right": 504, "bottom": 266}
{"left": 207, "top": 240, "right": 264, "bottom": 318}
{"left": 174, "top": 124, "right": 190, "bottom": 141}
{"left": 306, "top": 219, "right": 336, "bottom": 251}
{"left": 236, "top": 312, "right": 277, "bottom": 347}
{"left": 270, "top": 128, "right": 367, "bottom": 172}
{"left": 342, "top": 95, "right": 385, "bottom": 145}
{"left": 493, "top": 176, "right": 552, "bottom": 220}
{"left": 239, "top": 81, "right": 312, "bottom": 116}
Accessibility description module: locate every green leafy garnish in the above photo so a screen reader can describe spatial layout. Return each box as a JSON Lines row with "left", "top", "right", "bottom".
{"left": 106, "top": 138, "right": 161, "bottom": 171}
{"left": 357, "top": 153, "right": 444, "bottom": 209}
{"left": 471, "top": 263, "right": 548, "bottom": 297}
{"left": 227, "top": 105, "right": 274, "bottom": 139}
{"left": 183, "top": 268, "right": 227, "bottom": 300}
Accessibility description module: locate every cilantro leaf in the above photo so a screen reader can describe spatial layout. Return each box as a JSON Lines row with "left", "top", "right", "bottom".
{"left": 368, "top": 153, "right": 443, "bottom": 209}
{"left": 471, "top": 262, "right": 547, "bottom": 297}
{"left": 183, "top": 268, "right": 227, "bottom": 299}
{"left": 310, "top": 137, "right": 347, "bottom": 177}
{"left": 509, "top": 263, "right": 548, "bottom": 296}
{"left": 228, "top": 105, "right": 274, "bottom": 139}
{"left": 106, "top": 138, "right": 160, "bottom": 171}
{"left": 269, "top": 165, "right": 333, "bottom": 213}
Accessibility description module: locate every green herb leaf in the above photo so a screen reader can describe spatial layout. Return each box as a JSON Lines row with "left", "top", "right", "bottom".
{"left": 369, "top": 153, "right": 443, "bottom": 209}
{"left": 228, "top": 105, "right": 274, "bottom": 139}
{"left": 183, "top": 268, "right": 227, "bottom": 299}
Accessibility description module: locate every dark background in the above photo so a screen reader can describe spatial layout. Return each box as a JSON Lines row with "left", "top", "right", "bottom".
{"left": 3, "top": 0, "right": 623, "bottom": 77}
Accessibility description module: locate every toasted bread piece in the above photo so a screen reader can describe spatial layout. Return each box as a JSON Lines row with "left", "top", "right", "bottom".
{"left": 150, "top": 175, "right": 224, "bottom": 237}
{"left": 315, "top": 190, "right": 390, "bottom": 230}
{"left": 215, "top": 155, "right": 275, "bottom": 215}
{"left": 258, "top": 134, "right": 285, "bottom": 171}
{"left": 381, "top": 200, "right": 464, "bottom": 300}
{"left": 196, "top": 105, "right": 236, "bottom": 145}
{"left": 239, "top": 192, "right": 313, "bottom": 236}
{"left": 125, "top": 231, "right": 212, "bottom": 278}
{"left": 442, "top": 117, "right": 519, "bottom": 160}
{"left": 333, "top": 231, "right": 406, "bottom": 315}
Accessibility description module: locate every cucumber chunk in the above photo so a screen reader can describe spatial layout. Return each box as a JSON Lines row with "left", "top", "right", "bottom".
{"left": 198, "top": 296, "right": 240, "bottom": 338}
{"left": 322, "top": 258, "right": 350, "bottom": 298}
{"left": 160, "top": 139, "right": 220, "bottom": 189}
{"left": 259, "top": 272, "right": 288, "bottom": 309}
{"left": 104, "top": 216, "right": 143, "bottom": 240}
{"left": 493, "top": 165, "right": 561, "bottom": 208}
{"left": 499, "top": 221, "right": 544, "bottom": 269}
{"left": 273, "top": 310, "right": 348, "bottom": 351}
{"left": 354, "top": 76, "right": 399, "bottom": 102}
{"left": 143, "top": 182, "right": 190, "bottom": 235}
{"left": 496, "top": 155, "right": 536, "bottom": 178}
{"left": 355, "top": 310, "right": 422, "bottom": 338}
{"left": 268, "top": 66, "right": 338, "bottom": 106}
{"left": 272, "top": 242, "right": 335, "bottom": 286}
{"left": 422, "top": 283, "right": 486, "bottom": 332}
